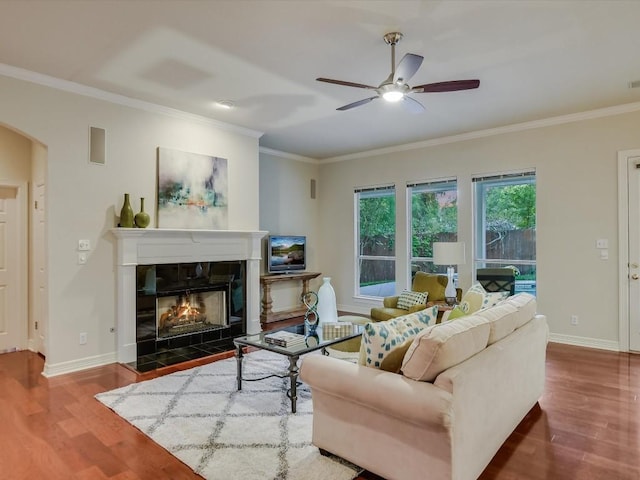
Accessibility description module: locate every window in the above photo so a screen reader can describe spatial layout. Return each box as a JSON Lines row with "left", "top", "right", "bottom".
{"left": 355, "top": 185, "right": 395, "bottom": 297}
{"left": 408, "top": 178, "right": 458, "bottom": 276}
{"left": 473, "top": 171, "right": 536, "bottom": 295}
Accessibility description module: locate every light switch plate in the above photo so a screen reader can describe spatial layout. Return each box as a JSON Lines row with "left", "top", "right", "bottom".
{"left": 78, "top": 239, "right": 91, "bottom": 251}
{"left": 596, "top": 239, "right": 608, "bottom": 249}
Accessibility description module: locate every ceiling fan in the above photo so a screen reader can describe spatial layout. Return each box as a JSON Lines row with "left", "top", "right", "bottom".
{"left": 316, "top": 32, "right": 480, "bottom": 113}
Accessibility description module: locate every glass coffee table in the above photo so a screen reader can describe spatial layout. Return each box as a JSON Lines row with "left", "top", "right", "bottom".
{"left": 233, "top": 323, "right": 364, "bottom": 413}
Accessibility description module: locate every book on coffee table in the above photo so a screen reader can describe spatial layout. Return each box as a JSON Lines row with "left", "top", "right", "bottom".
{"left": 264, "top": 331, "right": 306, "bottom": 347}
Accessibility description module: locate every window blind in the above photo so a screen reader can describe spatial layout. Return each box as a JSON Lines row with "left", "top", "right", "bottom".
{"left": 407, "top": 177, "right": 456, "bottom": 189}
{"left": 354, "top": 184, "right": 395, "bottom": 193}
{"left": 472, "top": 170, "right": 535, "bottom": 183}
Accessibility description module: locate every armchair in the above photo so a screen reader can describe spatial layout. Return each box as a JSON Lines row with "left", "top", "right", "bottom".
{"left": 370, "top": 272, "right": 461, "bottom": 322}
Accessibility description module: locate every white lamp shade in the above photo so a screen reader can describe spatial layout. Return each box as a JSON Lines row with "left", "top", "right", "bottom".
{"left": 433, "top": 242, "right": 466, "bottom": 266}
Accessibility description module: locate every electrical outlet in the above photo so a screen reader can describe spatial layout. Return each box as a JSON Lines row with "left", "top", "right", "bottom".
{"left": 571, "top": 315, "right": 578, "bottom": 326}
{"left": 78, "top": 252, "right": 87, "bottom": 265}
{"left": 79, "top": 332, "right": 87, "bottom": 345}
{"left": 78, "top": 239, "right": 91, "bottom": 251}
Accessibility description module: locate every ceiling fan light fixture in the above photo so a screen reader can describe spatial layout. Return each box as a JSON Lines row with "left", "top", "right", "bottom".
{"left": 316, "top": 31, "right": 479, "bottom": 112}
{"left": 382, "top": 90, "right": 404, "bottom": 102}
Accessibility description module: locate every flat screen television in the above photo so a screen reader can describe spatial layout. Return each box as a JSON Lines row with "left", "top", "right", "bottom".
{"left": 267, "top": 235, "right": 306, "bottom": 274}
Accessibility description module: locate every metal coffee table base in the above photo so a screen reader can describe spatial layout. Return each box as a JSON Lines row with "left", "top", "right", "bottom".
{"left": 235, "top": 345, "right": 302, "bottom": 413}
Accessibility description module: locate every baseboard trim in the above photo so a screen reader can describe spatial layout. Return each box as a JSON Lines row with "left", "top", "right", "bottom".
{"left": 42, "top": 352, "right": 117, "bottom": 377}
{"left": 548, "top": 333, "right": 620, "bottom": 352}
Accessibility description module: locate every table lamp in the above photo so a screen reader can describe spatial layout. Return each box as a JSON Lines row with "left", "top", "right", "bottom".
{"left": 433, "top": 242, "right": 466, "bottom": 305}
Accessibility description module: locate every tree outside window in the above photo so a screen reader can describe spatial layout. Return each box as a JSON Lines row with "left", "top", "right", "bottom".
{"left": 355, "top": 186, "right": 395, "bottom": 297}
{"left": 409, "top": 180, "right": 458, "bottom": 277}
{"left": 474, "top": 172, "right": 536, "bottom": 295}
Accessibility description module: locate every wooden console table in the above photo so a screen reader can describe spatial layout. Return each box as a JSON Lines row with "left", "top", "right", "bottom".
{"left": 260, "top": 272, "right": 321, "bottom": 324}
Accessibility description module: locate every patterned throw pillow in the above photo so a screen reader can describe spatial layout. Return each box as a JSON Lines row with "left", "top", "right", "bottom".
{"left": 448, "top": 283, "right": 509, "bottom": 320}
{"left": 359, "top": 306, "right": 438, "bottom": 373}
{"left": 482, "top": 290, "right": 510, "bottom": 309}
{"left": 396, "top": 290, "right": 428, "bottom": 310}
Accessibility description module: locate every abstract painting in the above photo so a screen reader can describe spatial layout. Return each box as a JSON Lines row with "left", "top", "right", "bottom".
{"left": 157, "top": 147, "right": 228, "bottom": 229}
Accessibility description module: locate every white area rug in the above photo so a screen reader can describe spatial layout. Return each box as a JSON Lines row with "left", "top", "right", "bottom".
{"left": 96, "top": 350, "right": 361, "bottom": 480}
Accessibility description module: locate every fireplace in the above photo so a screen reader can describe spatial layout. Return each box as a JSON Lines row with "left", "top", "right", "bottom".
{"left": 157, "top": 289, "right": 227, "bottom": 339}
{"left": 135, "top": 260, "right": 246, "bottom": 369}
{"left": 112, "top": 228, "right": 267, "bottom": 369}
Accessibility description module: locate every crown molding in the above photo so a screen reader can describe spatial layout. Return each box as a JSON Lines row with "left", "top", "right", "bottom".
{"left": 259, "top": 146, "right": 319, "bottom": 164}
{"left": 0, "top": 63, "right": 263, "bottom": 139}
{"left": 324, "top": 101, "right": 640, "bottom": 163}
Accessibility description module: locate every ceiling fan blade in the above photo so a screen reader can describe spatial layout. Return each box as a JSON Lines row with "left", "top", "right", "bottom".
{"left": 316, "top": 78, "right": 377, "bottom": 90}
{"left": 402, "top": 96, "right": 425, "bottom": 114}
{"left": 337, "top": 96, "right": 379, "bottom": 111}
{"left": 394, "top": 53, "right": 424, "bottom": 84}
{"left": 412, "top": 79, "right": 480, "bottom": 93}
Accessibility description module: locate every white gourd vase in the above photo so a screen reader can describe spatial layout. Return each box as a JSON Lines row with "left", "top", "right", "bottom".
{"left": 317, "top": 277, "right": 338, "bottom": 323}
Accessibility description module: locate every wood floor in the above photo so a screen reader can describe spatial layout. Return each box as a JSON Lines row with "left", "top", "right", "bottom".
{"left": 0, "top": 342, "right": 638, "bottom": 479}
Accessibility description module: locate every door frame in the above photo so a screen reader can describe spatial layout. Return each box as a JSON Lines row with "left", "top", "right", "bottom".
{"left": 617, "top": 149, "right": 640, "bottom": 353}
{"left": 0, "top": 181, "right": 28, "bottom": 351}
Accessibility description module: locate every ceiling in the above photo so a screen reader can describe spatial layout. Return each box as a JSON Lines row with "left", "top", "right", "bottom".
{"left": 2, "top": 1, "right": 640, "bottom": 160}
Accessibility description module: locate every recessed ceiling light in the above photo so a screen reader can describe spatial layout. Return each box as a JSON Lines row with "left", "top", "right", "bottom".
{"left": 216, "top": 100, "right": 235, "bottom": 109}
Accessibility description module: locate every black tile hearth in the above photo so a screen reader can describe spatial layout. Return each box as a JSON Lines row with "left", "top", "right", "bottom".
{"left": 130, "top": 337, "right": 237, "bottom": 373}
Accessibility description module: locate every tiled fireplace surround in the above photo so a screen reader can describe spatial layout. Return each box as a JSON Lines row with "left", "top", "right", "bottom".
{"left": 112, "top": 229, "right": 266, "bottom": 370}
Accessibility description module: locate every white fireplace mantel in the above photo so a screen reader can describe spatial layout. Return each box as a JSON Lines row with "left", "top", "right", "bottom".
{"left": 111, "top": 228, "right": 267, "bottom": 363}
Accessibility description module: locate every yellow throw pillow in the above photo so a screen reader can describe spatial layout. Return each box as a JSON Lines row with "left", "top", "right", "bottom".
{"left": 359, "top": 306, "right": 438, "bottom": 373}
{"left": 448, "top": 284, "right": 510, "bottom": 320}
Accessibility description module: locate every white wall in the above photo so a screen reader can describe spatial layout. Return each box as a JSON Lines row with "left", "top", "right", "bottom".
{"left": 315, "top": 110, "right": 640, "bottom": 349}
{"left": 0, "top": 74, "right": 261, "bottom": 373}
{"left": 259, "top": 150, "right": 321, "bottom": 311}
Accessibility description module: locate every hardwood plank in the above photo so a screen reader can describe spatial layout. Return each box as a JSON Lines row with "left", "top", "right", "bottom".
{"left": 0, "top": 341, "right": 637, "bottom": 479}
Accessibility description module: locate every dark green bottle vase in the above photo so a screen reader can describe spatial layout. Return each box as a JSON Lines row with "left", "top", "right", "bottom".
{"left": 119, "top": 193, "right": 134, "bottom": 228}
{"left": 134, "top": 197, "right": 150, "bottom": 228}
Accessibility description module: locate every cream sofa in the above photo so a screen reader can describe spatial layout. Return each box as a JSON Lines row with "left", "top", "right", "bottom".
{"left": 300, "top": 293, "right": 547, "bottom": 480}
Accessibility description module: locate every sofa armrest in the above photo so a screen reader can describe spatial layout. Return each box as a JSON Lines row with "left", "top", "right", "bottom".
{"left": 300, "top": 354, "right": 452, "bottom": 429}
{"left": 407, "top": 303, "right": 427, "bottom": 314}
{"left": 383, "top": 296, "right": 399, "bottom": 308}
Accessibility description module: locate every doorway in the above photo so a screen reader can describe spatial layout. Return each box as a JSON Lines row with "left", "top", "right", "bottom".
{"left": 0, "top": 184, "right": 27, "bottom": 352}
{"left": 0, "top": 124, "right": 47, "bottom": 358}
{"left": 617, "top": 149, "right": 640, "bottom": 352}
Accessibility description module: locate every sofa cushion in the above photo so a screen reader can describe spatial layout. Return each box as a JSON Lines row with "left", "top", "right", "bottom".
{"left": 359, "top": 306, "right": 438, "bottom": 373}
{"left": 396, "top": 290, "right": 428, "bottom": 310}
{"left": 401, "top": 315, "right": 490, "bottom": 382}
{"left": 504, "top": 292, "right": 537, "bottom": 328}
{"left": 448, "top": 283, "right": 508, "bottom": 320}
{"left": 474, "top": 302, "right": 519, "bottom": 344}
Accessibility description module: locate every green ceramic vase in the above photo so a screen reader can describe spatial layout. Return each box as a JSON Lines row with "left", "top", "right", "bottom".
{"left": 134, "top": 197, "right": 150, "bottom": 228}
{"left": 119, "top": 193, "right": 134, "bottom": 228}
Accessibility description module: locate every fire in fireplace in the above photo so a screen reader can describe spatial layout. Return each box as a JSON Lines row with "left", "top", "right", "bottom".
{"left": 157, "top": 289, "right": 227, "bottom": 339}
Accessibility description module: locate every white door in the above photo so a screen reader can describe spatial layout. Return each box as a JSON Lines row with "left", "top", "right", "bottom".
{"left": 34, "top": 183, "right": 46, "bottom": 356}
{"left": 0, "top": 186, "right": 21, "bottom": 352}
{"left": 627, "top": 156, "right": 640, "bottom": 351}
